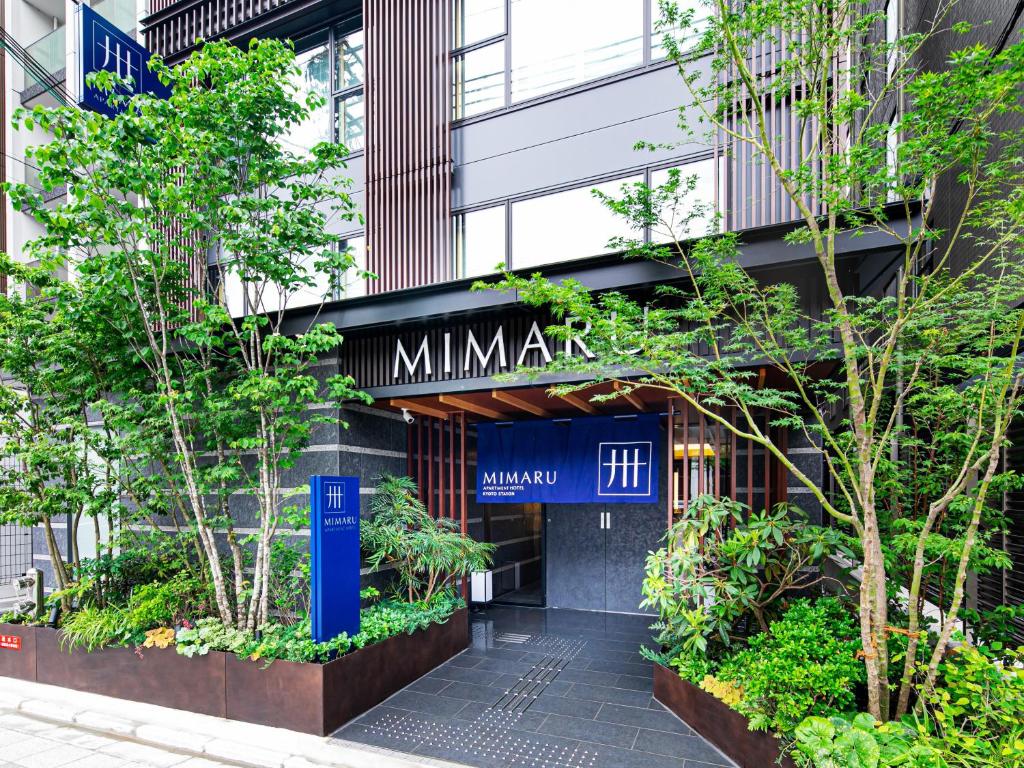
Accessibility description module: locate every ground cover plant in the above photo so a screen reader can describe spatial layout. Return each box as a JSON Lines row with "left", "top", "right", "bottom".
{"left": 34, "top": 472, "right": 484, "bottom": 664}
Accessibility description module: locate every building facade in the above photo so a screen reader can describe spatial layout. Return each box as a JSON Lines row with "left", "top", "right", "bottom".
{"left": 0, "top": 0, "right": 1019, "bottom": 624}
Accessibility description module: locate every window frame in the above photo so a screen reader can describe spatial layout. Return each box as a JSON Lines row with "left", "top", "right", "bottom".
{"left": 451, "top": 153, "right": 718, "bottom": 277}
{"left": 451, "top": 0, "right": 708, "bottom": 123}
{"left": 293, "top": 19, "right": 365, "bottom": 156}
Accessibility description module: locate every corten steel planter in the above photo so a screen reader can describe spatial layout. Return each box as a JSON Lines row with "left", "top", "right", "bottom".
{"left": 653, "top": 662, "right": 796, "bottom": 768}
{"left": 227, "top": 607, "right": 471, "bottom": 734}
{"left": 0, "top": 608, "right": 469, "bottom": 735}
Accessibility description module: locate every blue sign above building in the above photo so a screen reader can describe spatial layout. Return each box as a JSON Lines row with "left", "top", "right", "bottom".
{"left": 476, "top": 414, "right": 661, "bottom": 504}
{"left": 310, "top": 475, "right": 361, "bottom": 643}
{"left": 76, "top": 4, "right": 170, "bottom": 117}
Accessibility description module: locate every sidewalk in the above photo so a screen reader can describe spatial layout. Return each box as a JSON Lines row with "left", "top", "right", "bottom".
{"left": 0, "top": 677, "right": 466, "bottom": 768}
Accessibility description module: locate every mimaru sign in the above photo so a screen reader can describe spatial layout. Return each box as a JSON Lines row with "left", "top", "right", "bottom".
{"left": 392, "top": 319, "right": 595, "bottom": 381}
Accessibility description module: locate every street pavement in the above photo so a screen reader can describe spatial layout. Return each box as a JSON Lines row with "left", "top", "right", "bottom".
{"left": 0, "top": 677, "right": 464, "bottom": 768}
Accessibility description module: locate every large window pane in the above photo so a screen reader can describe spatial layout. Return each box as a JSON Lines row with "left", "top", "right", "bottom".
{"left": 454, "top": 42, "right": 506, "bottom": 118}
{"left": 511, "top": 176, "right": 640, "bottom": 269}
{"left": 651, "top": 0, "right": 710, "bottom": 60}
{"left": 282, "top": 41, "right": 331, "bottom": 154}
{"left": 335, "top": 29, "right": 364, "bottom": 90}
{"left": 454, "top": 0, "right": 505, "bottom": 48}
{"left": 335, "top": 92, "right": 365, "bottom": 151}
{"left": 649, "top": 159, "right": 717, "bottom": 242}
{"left": 453, "top": 206, "right": 507, "bottom": 278}
{"left": 510, "top": 0, "right": 643, "bottom": 102}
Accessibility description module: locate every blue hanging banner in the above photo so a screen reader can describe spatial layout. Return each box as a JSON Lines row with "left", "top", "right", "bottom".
{"left": 310, "top": 475, "right": 361, "bottom": 643}
{"left": 476, "top": 414, "right": 661, "bottom": 504}
{"left": 76, "top": 4, "right": 170, "bottom": 117}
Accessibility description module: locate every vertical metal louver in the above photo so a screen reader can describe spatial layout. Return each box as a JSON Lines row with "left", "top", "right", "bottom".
{"left": 364, "top": 0, "right": 453, "bottom": 293}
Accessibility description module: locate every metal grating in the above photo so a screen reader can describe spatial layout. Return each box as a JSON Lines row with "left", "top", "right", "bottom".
{"left": 0, "top": 523, "right": 32, "bottom": 582}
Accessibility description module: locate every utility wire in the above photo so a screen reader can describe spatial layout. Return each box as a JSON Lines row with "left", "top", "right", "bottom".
{"left": 0, "top": 24, "right": 73, "bottom": 107}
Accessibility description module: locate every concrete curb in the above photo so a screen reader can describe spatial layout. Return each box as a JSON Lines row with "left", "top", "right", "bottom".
{"left": 0, "top": 677, "right": 467, "bottom": 768}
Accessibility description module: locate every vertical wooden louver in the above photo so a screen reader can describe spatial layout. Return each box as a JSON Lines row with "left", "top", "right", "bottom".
{"left": 365, "top": 0, "right": 452, "bottom": 293}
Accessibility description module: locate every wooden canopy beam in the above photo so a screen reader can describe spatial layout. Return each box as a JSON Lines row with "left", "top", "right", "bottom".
{"left": 491, "top": 389, "right": 555, "bottom": 418}
{"left": 557, "top": 391, "right": 598, "bottom": 415}
{"left": 438, "top": 395, "right": 507, "bottom": 420}
{"left": 613, "top": 382, "right": 644, "bottom": 411}
{"left": 389, "top": 398, "right": 450, "bottom": 420}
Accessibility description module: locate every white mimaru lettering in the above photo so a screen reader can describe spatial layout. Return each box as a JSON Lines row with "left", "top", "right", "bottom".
{"left": 517, "top": 321, "right": 554, "bottom": 366}
{"left": 565, "top": 316, "right": 596, "bottom": 359}
{"left": 394, "top": 336, "right": 432, "bottom": 379}
{"left": 464, "top": 327, "right": 507, "bottom": 372}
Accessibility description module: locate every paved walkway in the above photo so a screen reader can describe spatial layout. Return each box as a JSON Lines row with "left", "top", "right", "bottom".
{"left": 0, "top": 677, "right": 460, "bottom": 768}
{"left": 335, "top": 606, "right": 735, "bottom": 768}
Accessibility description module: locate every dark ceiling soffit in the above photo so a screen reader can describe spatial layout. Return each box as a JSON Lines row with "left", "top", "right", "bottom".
{"left": 282, "top": 211, "right": 921, "bottom": 336}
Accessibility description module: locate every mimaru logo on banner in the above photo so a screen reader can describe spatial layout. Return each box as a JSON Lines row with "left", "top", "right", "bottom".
{"left": 598, "top": 442, "right": 653, "bottom": 496}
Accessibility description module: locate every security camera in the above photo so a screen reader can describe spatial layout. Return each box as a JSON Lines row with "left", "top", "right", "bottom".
{"left": 401, "top": 408, "right": 416, "bottom": 425}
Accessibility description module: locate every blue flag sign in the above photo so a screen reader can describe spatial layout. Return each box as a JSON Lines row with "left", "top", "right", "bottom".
{"left": 476, "top": 414, "right": 661, "bottom": 504}
{"left": 310, "top": 475, "right": 360, "bottom": 643}
{"left": 76, "top": 4, "right": 170, "bottom": 117}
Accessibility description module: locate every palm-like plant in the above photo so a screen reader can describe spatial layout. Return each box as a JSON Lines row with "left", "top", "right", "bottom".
{"left": 363, "top": 475, "right": 494, "bottom": 603}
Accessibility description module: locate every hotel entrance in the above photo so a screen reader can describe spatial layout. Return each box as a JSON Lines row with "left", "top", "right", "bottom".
{"left": 390, "top": 382, "right": 797, "bottom": 615}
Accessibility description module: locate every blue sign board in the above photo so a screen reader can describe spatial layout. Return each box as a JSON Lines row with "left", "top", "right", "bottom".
{"left": 77, "top": 4, "right": 170, "bottom": 117}
{"left": 310, "top": 475, "right": 360, "bottom": 643}
{"left": 476, "top": 414, "right": 661, "bottom": 504}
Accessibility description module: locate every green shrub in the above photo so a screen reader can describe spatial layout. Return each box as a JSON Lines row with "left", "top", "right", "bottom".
{"left": 362, "top": 475, "right": 494, "bottom": 603}
{"left": 641, "top": 496, "right": 852, "bottom": 659}
{"left": 717, "top": 598, "right": 864, "bottom": 734}
{"left": 793, "top": 643, "right": 1024, "bottom": 767}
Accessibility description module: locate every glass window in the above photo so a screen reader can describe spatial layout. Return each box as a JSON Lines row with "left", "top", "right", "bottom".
{"left": 453, "top": 206, "right": 507, "bottom": 278}
{"left": 454, "top": 0, "right": 505, "bottom": 48}
{"left": 334, "top": 28, "right": 364, "bottom": 90}
{"left": 651, "top": 0, "right": 710, "bottom": 60}
{"left": 649, "top": 158, "right": 717, "bottom": 242}
{"left": 511, "top": 176, "right": 641, "bottom": 269}
{"left": 454, "top": 42, "right": 506, "bottom": 118}
{"left": 510, "top": 0, "right": 643, "bottom": 103}
{"left": 335, "top": 92, "right": 365, "bottom": 151}
{"left": 338, "top": 236, "right": 367, "bottom": 298}
{"left": 282, "top": 39, "right": 331, "bottom": 154}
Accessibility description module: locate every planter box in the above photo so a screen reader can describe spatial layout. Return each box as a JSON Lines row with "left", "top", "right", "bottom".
{"left": 653, "top": 663, "right": 796, "bottom": 768}
{"left": 0, "top": 608, "right": 469, "bottom": 735}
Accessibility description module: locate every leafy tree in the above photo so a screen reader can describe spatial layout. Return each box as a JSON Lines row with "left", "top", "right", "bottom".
{"left": 5, "top": 38, "right": 368, "bottom": 629}
{"left": 482, "top": 0, "right": 1024, "bottom": 720}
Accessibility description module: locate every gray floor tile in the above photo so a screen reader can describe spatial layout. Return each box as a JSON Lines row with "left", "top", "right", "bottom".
{"left": 529, "top": 694, "right": 603, "bottom": 719}
{"left": 555, "top": 668, "right": 624, "bottom": 688}
{"left": 616, "top": 673, "right": 653, "bottom": 691}
{"left": 564, "top": 682, "right": 652, "bottom": 708}
{"left": 633, "top": 729, "right": 732, "bottom": 765}
{"left": 405, "top": 676, "right": 453, "bottom": 694}
{"left": 438, "top": 681, "right": 506, "bottom": 705}
{"left": 384, "top": 689, "right": 471, "bottom": 717}
{"left": 595, "top": 703, "right": 694, "bottom": 735}
{"left": 586, "top": 659, "right": 654, "bottom": 678}
{"left": 538, "top": 713, "right": 640, "bottom": 749}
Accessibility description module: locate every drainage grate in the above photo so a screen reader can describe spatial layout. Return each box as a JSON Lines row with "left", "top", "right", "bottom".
{"left": 494, "top": 632, "right": 531, "bottom": 644}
